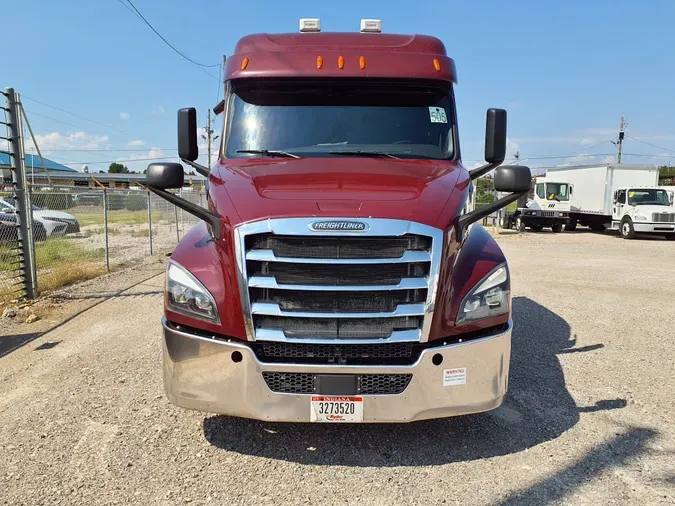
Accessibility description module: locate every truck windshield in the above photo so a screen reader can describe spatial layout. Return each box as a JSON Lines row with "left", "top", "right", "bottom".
{"left": 224, "top": 80, "right": 454, "bottom": 160}
{"left": 545, "top": 183, "right": 570, "bottom": 201}
{"left": 627, "top": 189, "right": 671, "bottom": 206}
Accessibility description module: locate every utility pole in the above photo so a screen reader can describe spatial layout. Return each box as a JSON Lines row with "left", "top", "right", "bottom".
{"left": 201, "top": 109, "right": 219, "bottom": 169}
{"left": 617, "top": 116, "right": 626, "bottom": 164}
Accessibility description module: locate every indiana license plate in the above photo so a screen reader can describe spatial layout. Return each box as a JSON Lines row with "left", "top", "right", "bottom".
{"left": 310, "top": 396, "right": 363, "bottom": 422}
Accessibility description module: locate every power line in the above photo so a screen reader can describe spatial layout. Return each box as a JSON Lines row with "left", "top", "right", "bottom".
{"left": 22, "top": 95, "right": 125, "bottom": 133}
{"left": 121, "top": 0, "right": 220, "bottom": 80}
{"left": 23, "top": 110, "right": 86, "bottom": 130}
{"left": 34, "top": 146, "right": 208, "bottom": 152}
{"left": 62, "top": 155, "right": 179, "bottom": 165}
{"left": 626, "top": 135, "right": 675, "bottom": 154}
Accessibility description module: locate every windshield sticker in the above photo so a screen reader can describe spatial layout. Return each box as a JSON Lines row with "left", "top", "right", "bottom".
{"left": 629, "top": 191, "right": 635, "bottom": 198}
{"left": 443, "top": 368, "right": 466, "bottom": 386}
{"left": 429, "top": 107, "right": 448, "bottom": 124}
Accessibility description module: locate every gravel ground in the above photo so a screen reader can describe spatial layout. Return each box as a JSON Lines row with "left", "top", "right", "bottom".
{"left": 1, "top": 228, "right": 674, "bottom": 505}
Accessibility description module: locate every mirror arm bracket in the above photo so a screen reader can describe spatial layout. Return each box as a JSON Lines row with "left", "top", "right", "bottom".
{"left": 469, "top": 161, "right": 502, "bottom": 180}
{"left": 457, "top": 189, "right": 527, "bottom": 240}
{"left": 149, "top": 187, "right": 221, "bottom": 240}
{"left": 181, "top": 158, "right": 210, "bottom": 178}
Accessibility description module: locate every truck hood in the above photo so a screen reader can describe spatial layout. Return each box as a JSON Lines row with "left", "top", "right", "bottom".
{"left": 209, "top": 158, "right": 468, "bottom": 228}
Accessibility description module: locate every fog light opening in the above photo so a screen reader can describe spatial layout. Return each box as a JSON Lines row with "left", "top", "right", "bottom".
{"left": 432, "top": 353, "right": 443, "bottom": 366}
{"left": 231, "top": 351, "right": 243, "bottom": 363}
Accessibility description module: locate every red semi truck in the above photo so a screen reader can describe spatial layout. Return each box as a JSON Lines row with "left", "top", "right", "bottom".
{"left": 146, "top": 19, "right": 532, "bottom": 423}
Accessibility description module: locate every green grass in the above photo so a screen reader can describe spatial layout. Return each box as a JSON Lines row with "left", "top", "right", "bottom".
{"left": 70, "top": 208, "right": 166, "bottom": 227}
{"left": 34, "top": 237, "right": 105, "bottom": 269}
{"left": 1, "top": 237, "right": 107, "bottom": 298}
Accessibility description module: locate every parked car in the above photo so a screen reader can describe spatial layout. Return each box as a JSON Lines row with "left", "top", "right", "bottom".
{"left": 0, "top": 198, "right": 79, "bottom": 235}
{"left": 0, "top": 212, "right": 51, "bottom": 242}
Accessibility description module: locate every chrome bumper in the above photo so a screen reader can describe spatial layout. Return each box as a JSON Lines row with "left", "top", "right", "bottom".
{"left": 162, "top": 318, "right": 512, "bottom": 423}
{"left": 633, "top": 222, "right": 675, "bottom": 233}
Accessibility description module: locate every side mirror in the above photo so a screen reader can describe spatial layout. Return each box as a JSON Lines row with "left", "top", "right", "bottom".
{"left": 485, "top": 108, "right": 507, "bottom": 164}
{"left": 178, "top": 108, "right": 199, "bottom": 161}
{"left": 146, "top": 162, "right": 184, "bottom": 190}
{"left": 494, "top": 165, "right": 532, "bottom": 193}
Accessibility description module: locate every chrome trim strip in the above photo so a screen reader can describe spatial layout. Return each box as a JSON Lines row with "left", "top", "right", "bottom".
{"left": 254, "top": 328, "right": 422, "bottom": 344}
{"left": 247, "top": 276, "right": 429, "bottom": 291}
{"left": 234, "top": 218, "right": 444, "bottom": 343}
{"left": 245, "top": 249, "right": 431, "bottom": 264}
{"left": 251, "top": 302, "right": 425, "bottom": 318}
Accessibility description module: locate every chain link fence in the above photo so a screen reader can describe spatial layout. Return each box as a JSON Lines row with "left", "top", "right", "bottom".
{"left": 0, "top": 191, "right": 24, "bottom": 301}
{"left": 0, "top": 185, "right": 206, "bottom": 301}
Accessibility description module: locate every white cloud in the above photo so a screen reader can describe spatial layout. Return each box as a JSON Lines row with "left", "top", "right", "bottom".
{"left": 31, "top": 131, "right": 110, "bottom": 152}
{"left": 152, "top": 106, "right": 166, "bottom": 116}
{"left": 558, "top": 153, "right": 598, "bottom": 167}
{"left": 120, "top": 112, "right": 130, "bottom": 120}
{"left": 602, "top": 155, "right": 616, "bottom": 164}
{"left": 128, "top": 139, "right": 145, "bottom": 147}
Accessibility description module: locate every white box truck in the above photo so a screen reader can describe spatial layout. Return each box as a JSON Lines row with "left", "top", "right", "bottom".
{"left": 545, "top": 164, "right": 675, "bottom": 240}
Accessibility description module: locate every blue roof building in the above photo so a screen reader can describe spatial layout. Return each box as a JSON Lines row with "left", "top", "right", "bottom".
{"left": 0, "top": 150, "right": 76, "bottom": 172}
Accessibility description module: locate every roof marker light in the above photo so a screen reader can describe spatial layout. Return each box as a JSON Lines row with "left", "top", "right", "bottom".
{"left": 433, "top": 58, "right": 441, "bottom": 72}
{"left": 241, "top": 57, "right": 249, "bottom": 70}
{"left": 359, "top": 56, "right": 366, "bottom": 70}
{"left": 300, "top": 18, "right": 321, "bottom": 32}
{"left": 316, "top": 56, "right": 323, "bottom": 69}
{"left": 338, "top": 56, "right": 344, "bottom": 69}
{"left": 360, "top": 19, "right": 382, "bottom": 33}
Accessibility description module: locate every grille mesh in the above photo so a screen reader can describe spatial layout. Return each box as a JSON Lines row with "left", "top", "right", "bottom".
{"left": 652, "top": 212, "right": 675, "bottom": 223}
{"left": 250, "top": 288, "right": 426, "bottom": 313}
{"left": 247, "top": 234, "right": 431, "bottom": 259}
{"left": 247, "top": 261, "right": 428, "bottom": 286}
{"left": 262, "top": 372, "right": 413, "bottom": 395}
{"left": 254, "top": 315, "right": 422, "bottom": 339}
{"left": 256, "top": 341, "right": 417, "bottom": 365}
{"left": 360, "top": 374, "right": 412, "bottom": 395}
{"left": 262, "top": 372, "right": 314, "bottom": 394}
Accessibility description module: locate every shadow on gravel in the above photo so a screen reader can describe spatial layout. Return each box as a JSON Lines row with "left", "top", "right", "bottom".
{"left": 497, "top": 426, "right": 657, "bottom": 505}
{"left": 0, "top": 274, "right": 162, "bottom": 359}
{"left": 203, "top": 297, "right": 625, "bottom": 466}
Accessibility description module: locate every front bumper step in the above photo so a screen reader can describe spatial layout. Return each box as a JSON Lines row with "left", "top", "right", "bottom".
{"left": 162, "top": 318, "right": 512, "bottom": 423}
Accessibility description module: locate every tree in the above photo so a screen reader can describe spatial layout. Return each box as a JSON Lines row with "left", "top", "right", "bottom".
{"left": 475, "top": 176, "right": 495, "bottom": 204}
{"left": 108, "top": 162, "right": 135, "bottom": 174}
{"left": 98, "top": 170, "right": 106, "bottom": 174}
{"left": 658, "top": 165, "right": 675, "bottom": 185}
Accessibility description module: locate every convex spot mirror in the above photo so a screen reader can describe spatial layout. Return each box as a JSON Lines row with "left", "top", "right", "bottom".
{"left": 146, "top": 162, "right": 185, "bottom": 190}
{"left": 494, "top": 165, "right": 532, "bottom": 193}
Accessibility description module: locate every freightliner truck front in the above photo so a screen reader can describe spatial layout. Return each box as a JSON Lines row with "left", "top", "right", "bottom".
{"left": 146, "top": 19, "right": 532, "bottom": 423}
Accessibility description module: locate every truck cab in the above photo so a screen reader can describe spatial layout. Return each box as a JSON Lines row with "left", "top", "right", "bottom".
{"left": 612, "top": 187, "right": 675, "bottom": 239}
{"left": 500, "top": 176, "right": 572, "bottom": 232}
{"left": 145, "top": 19, "right": 532, "bottom": 423}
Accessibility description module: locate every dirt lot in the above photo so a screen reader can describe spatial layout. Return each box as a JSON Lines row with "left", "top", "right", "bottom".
{"left": 1, "top": 229, "right": 674, "bottom": 505}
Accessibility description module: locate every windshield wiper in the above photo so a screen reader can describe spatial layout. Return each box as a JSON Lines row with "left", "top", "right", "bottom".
{"left": 236, "top": 149, "right": 300, "bottom": 159}
{"left": 328, "top": 150, "right": 400, "bottom": 159}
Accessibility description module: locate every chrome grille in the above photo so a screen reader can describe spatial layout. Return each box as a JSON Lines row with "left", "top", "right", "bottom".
{"left": 235, "top": 218, "right": 442, "bottom": 343}
{"left": 541, "top": 211, "right": 555, "bottom": 218}
{"left": 652, "top": 212, "right": 675, "bottom": 223}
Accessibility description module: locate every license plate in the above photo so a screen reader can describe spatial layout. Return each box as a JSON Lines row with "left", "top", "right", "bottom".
{"left": 310, "top": 396, "right": 363, "bottom": 422}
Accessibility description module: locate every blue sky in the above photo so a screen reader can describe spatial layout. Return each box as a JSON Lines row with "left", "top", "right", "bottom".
{"left": 3, "top": 0, "right": 675, "bottom": 172}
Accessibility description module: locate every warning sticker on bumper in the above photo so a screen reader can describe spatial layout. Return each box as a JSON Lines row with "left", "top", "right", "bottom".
{"left": 443, "top": 368, "right": 467, "bottom": 386}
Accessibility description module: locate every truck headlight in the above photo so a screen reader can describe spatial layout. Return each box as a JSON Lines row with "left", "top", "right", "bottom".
{"left": 456, "top": 263, "right": 509, "bottom": 325}
{"left": 166, "top": 261, "right": 220, "bottom": 324}
{"left": 634, "top": 214, "right": 648, "bottom": 221}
